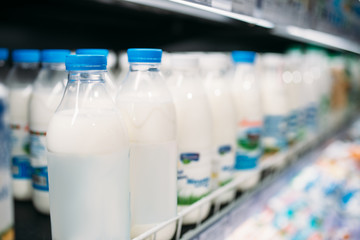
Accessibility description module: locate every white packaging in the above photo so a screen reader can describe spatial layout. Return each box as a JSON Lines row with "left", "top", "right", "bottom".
{"left": 259, "top": 53, "right": 288, "bottom": 168}
{"left": 201, "top": 53, "right": 236, "bottom": 203}
{"left": 167, "top": 54, "right": 212, "bottom": 224}
{"left": 231, "top": 51, "right": 262, "bottom": 190}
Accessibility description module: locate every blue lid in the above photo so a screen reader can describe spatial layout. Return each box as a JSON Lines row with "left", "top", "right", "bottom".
{"left": 75, "top": 49, "right": 109, "bottom": 56}
{"left": 66, "top": 55, "right": 107, "bottom": 71}
{"left": 127, "top": 48, "right": 162, "bottom": 63}
{"left": 12, "top": 49, "right": 41, "bottom": 63}
{"left": 41, "top": 49, "right": 71, "bottom": 63}
{"left": 231, "top": 51, "right": 256, "bottom": 63}
{"left": 0, "top": 48, "right": 9, "bottom": 60}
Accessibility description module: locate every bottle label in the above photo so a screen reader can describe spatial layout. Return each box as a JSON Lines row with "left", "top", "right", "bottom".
{"left": 262, "top": 115, "right": 287, "bottom": 154}
{"left": 287, "top": 110, "right": 299, "bottom": 144}
{"left": 235, "top": 120, "right": 262, "bottom": 170}
{"left": 30, "top": 130, "right": 47, "bottom": 165}
{"left": 12, "top": 156, "right": 32, "bottom": 179}
{"left": 178, "top": 150, "right": 212, "bottom": 206}
{"left": 32, "top": 166, "right": 49, "bottom": 191}
{"left": 211, "top": 145, "right": 234, "bottom": 189}
{"left": 10, "top": 122, "right": 31, "bottom": 179}
{"left": 305, "top": 104, "right": 318, "bottom": 130}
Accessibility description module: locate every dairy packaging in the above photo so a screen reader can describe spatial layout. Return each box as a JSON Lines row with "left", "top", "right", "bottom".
{"left": 167, "top": 54, "right": 212, "bottom": 224}
{"left": 200, "top": 53, "right": 236, "bottom": 203}
{"left": 283, "top": 47, "right": 306, "bottom": 143}
{"left": 302, "top": 47, "right": 324, "bottom": 135}
{"left": 75, "top": 49, "right": 117, "bottom": 98}
{"left": 7, "top": 49, "right": 40, "bottom": 200}
{"left": 46, "top": 55, "right": 130, "bottom": 239}
{"left": 259, "top": 53, "right": 288, "bottom": 162}
{"left": 0, "top": 48, "right": 14, "bottom": 240}
{"left": 116, "top": 49, "right": 177, "bottom": 239}
{"left": 29, "top": 49, "right": 70, "bottom": 214}
{"left": 231, "top": 51, "right": 262, "bottom": 190}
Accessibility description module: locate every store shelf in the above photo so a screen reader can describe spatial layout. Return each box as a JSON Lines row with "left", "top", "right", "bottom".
{"left": 119, "top": 0, "right": 360, "bottom": 54}
{"left": 121, "top": 0, "right": 274, "bottom": 28}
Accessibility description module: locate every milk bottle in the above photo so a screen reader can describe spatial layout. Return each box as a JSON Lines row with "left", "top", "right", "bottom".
{"left": 201, "top": 53, "right": 236, "bottom": 203}
{"left": 116, "top": 49, "right": 177, "bottom": 240}
{"left": 167, "top": 54, "right": 212, "bottom": 224}
{"left": 29, "top": 49, "right": 70, "bottom": 214}
{"left": 75, "top": 49, "right": 117, "bottom": 98}
{"left": 7, "top": 49, "right": 40, "bottom": 200}
{"left": 0, "top": 48, "right": 14, "bottom": 240}
{"left": 231, "top": 51, "right": 262, "bottom": 190}
{"left": 260, "top": 53, "right": 288, "bottom": 157}
{"left": 283, "top": 47, "right": 305, "bottom": 144}
{"left": 46, "top": 55, "right": 130, "bottom": 239}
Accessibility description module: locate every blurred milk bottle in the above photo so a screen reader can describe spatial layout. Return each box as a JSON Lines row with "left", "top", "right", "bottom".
{"left": 7, "top": 49, "right": 40, "bottom": 200}
{"left": 260, "top": 53, "right": 288, "bottom": 167}
{"left": 167, "top": 54, "right": 212, "bottom": 225}
{"left": 231, "top": 51, "right": 262, "bottom": 190}
{"left": 201, "top": 52, "right": 236, "bottom": 204}
{"left": 29, "top": 49, "right": 70, "bottom": 214}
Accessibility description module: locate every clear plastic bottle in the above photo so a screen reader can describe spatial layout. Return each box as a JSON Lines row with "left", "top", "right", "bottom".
{"left": 201, "top": 53, "right": 236, "bottom": 203}
{"left": 29, "top": 49, "right": 70, "bottom": 214}
{"left": 46, "top": 55, "right": 130, "bottom": 239}
{"left": 260, "top": 53, "right": 288, "bottom": 163}
{"left": 75, "top": 49, "right": 117, "bottom": 98}
{"left": 116, "top": 48, "right": 177, "bottom": 239}
{"left": 231, "top": 51, "right": 262, "bottom": 190}
{"left": 0, "top": 48, "right": 14, "bottom": 240}
{"left": 167, "top": 54, "right": 212, "bottom": 225}
{"left": 7, "top": 49, "right": 40, "bottom": 200}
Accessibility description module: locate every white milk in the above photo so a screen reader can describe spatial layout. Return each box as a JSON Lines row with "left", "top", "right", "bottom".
{"left": 167, "top": 55, "right": 212, "bottom": 225}
{"left": 259, "top": 54, "right": 288, "bottom": 164}
{"left": 201, "top": 53, "right": 236, "bottom": 203}
{"left": 47, "top": 109, "right": 130, "bottom": 240}
{"left": 9, "top": 87, "right": 33, "bottom": 200}
{"left": 231, "top": 55, "right": 262, "bottom": 190}
{"left": 116, "top": 56, "right": 177, "bottom": 239}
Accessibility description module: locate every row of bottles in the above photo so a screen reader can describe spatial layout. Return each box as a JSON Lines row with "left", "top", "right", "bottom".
{"left": 0, "top": 46, "right": 359, "bottom": 240}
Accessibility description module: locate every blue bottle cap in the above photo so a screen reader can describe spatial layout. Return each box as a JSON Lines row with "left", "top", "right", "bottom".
{"left": 66, "top": 55, "right": 107, "bottom": 71}
{"left": 127, "top": 48, "right": 162, "bottom": 63}
{"left": 0, "top": 48, "right": 9, "bottom": 61}
{"left": 75, "top": 49, "right": 109, "bottom": 56}
{"left": 41, "top": 49, "right": 71, "bottom": 63}
{"left": 12, "top": 49, "right": 41, "bottom": 63}
{"left": 231, "top": 51, "right": 256, "bottom": 63}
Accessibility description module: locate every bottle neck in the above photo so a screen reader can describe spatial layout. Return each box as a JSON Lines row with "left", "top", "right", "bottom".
{"left": 129, "top": 63, "right": 160, "bottom": 72}
{"left": 14, "top": 62, "right": 39, "bottom": 69}
{"left": 68, "top": 70, "right": 107, "bottom": 82}
{"left": 42, "top": 62, "right": 66, "bottom": 71}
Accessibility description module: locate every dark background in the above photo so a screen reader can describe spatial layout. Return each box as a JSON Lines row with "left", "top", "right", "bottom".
{"left": 0, "top": 0, "right": 305, "bottom": 53}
